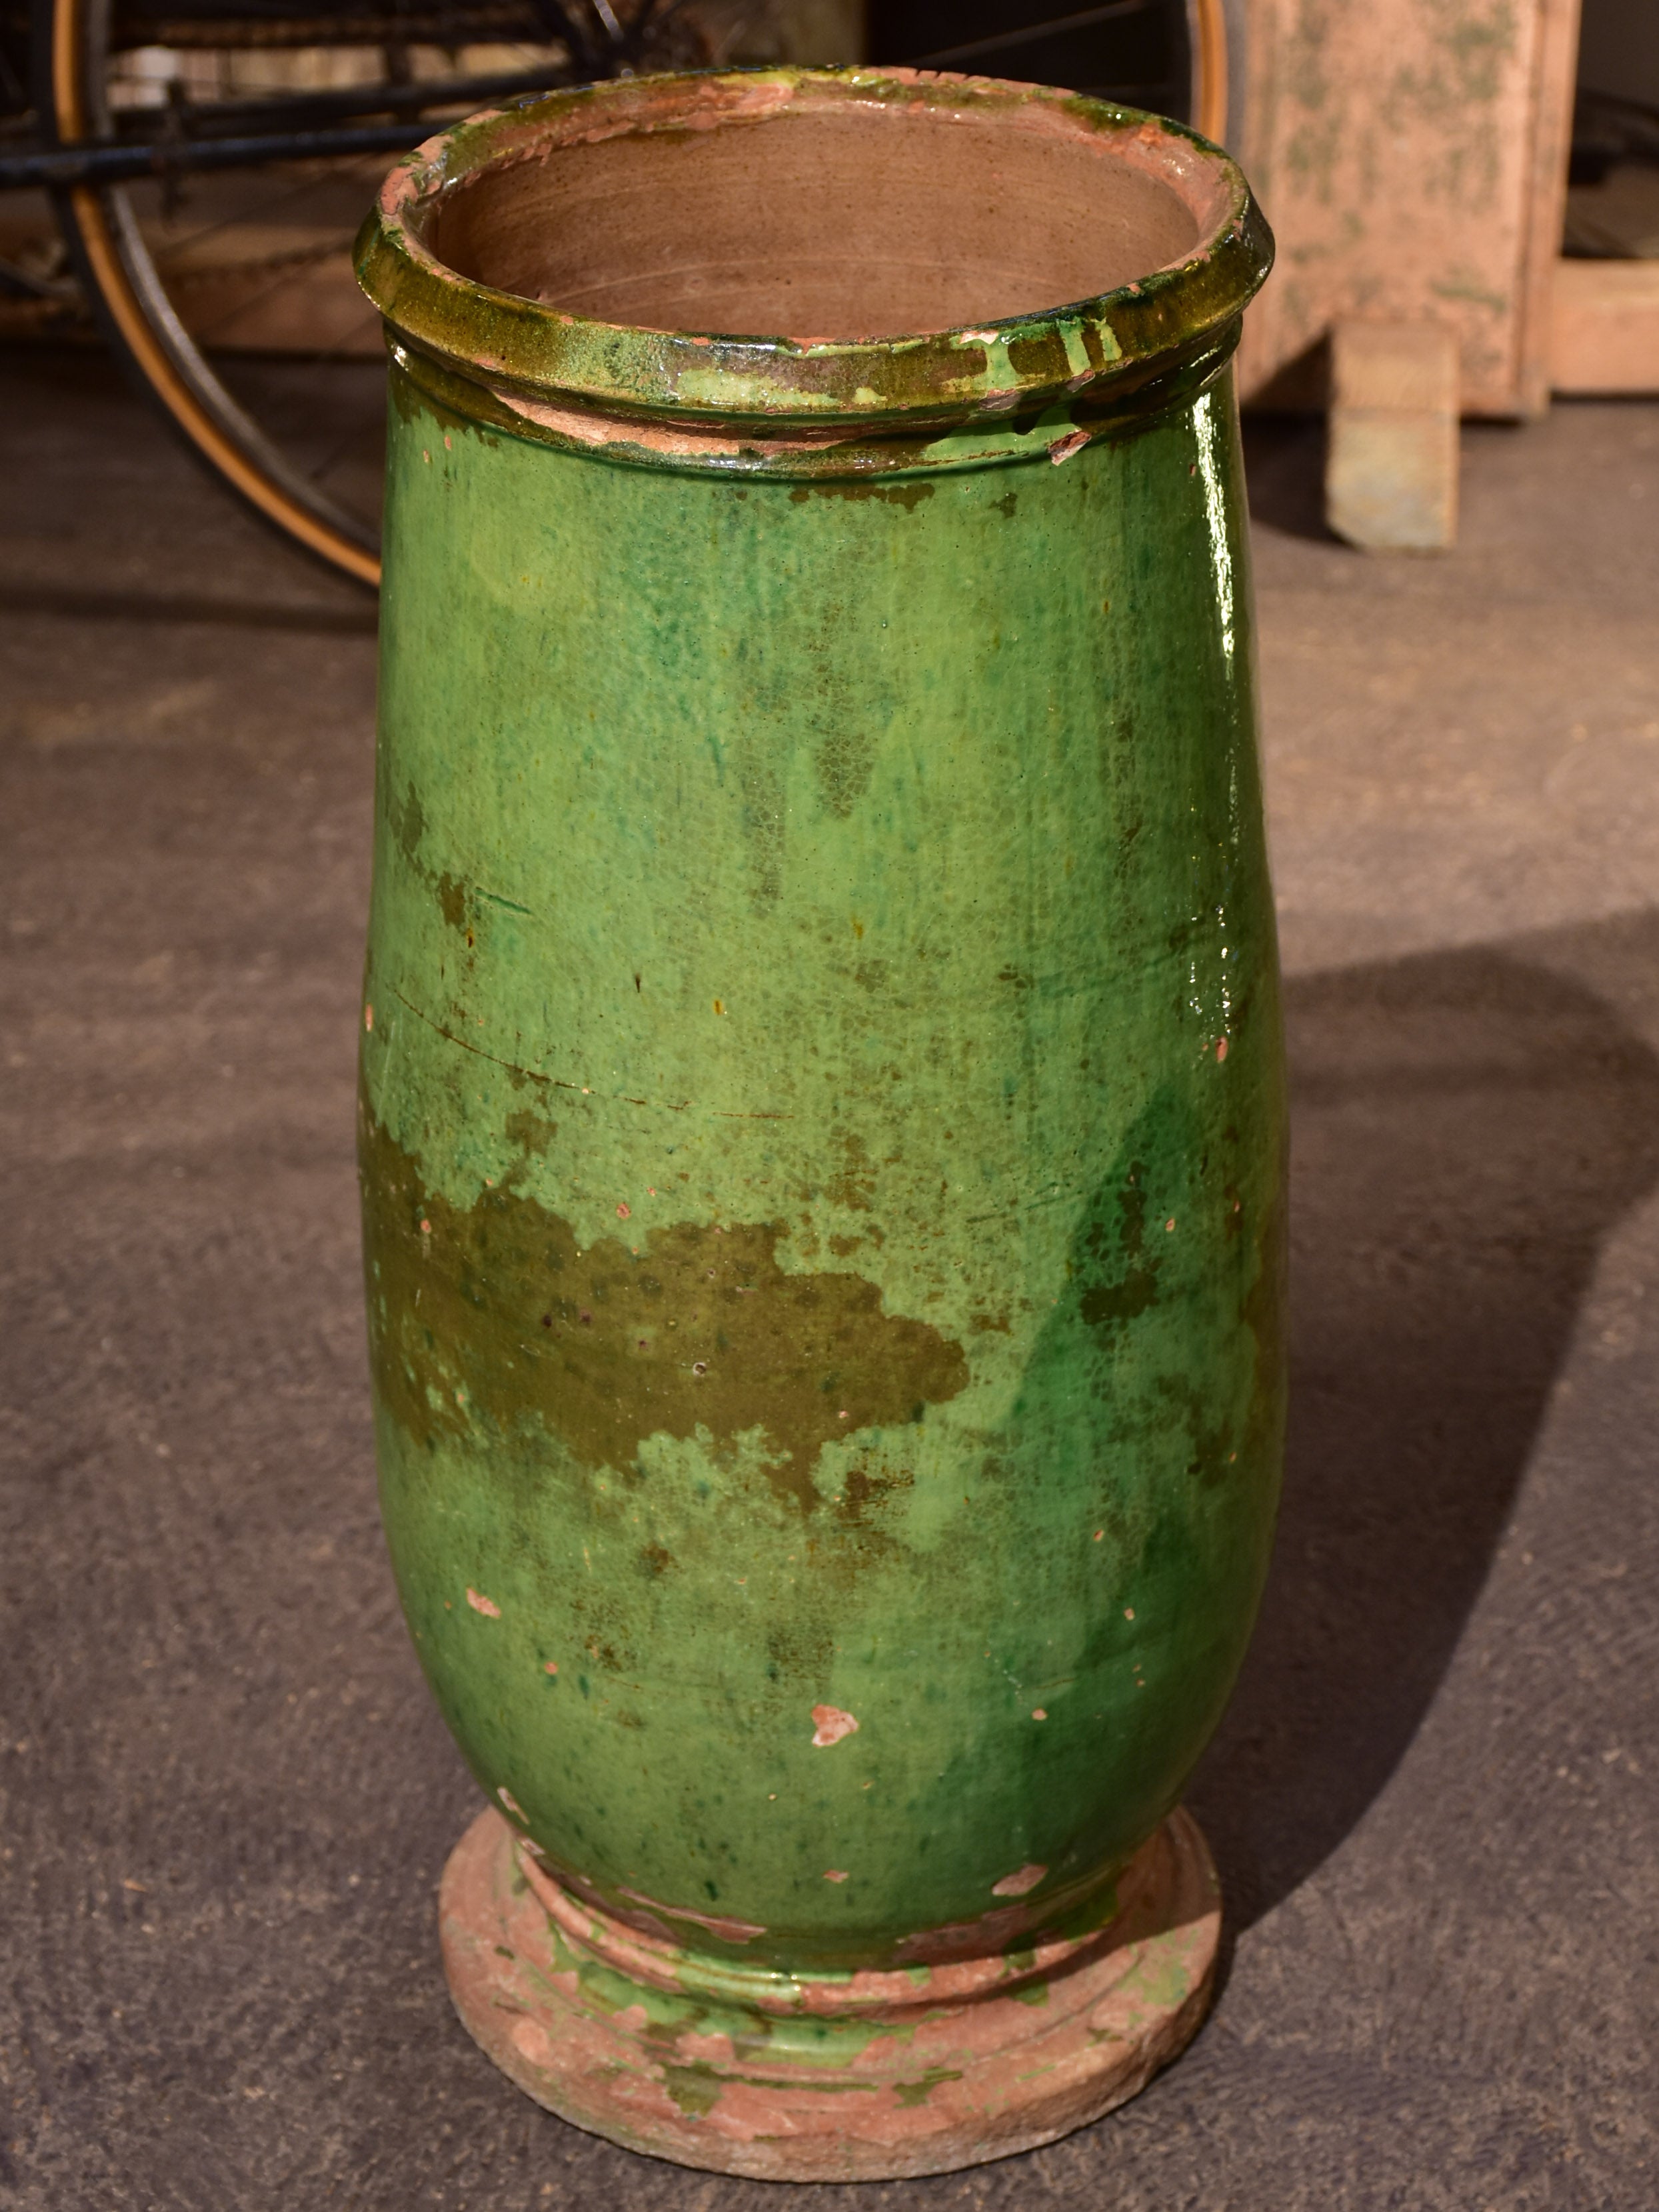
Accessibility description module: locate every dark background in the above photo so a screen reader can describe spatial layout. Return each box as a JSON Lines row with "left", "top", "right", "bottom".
{"left": 869, "top": 1, "right": 1188, "bottom": 113}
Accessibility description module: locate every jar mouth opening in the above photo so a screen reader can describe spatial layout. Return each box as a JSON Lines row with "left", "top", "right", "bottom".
{"left": 359, "top": 68, "right": 1272, "bottom": 430}
{"left": 419, "top": 74, "right": 1224, "bottom": 345}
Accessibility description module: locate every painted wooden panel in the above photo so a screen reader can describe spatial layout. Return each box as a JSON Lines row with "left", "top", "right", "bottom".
{"left": 1235, "top": 0, "right": 1582, "bottom": 416}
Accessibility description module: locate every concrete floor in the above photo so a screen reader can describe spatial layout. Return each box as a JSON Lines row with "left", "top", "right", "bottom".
{"left": 2, "top": 349, "right": 1656, "bottom": 2210}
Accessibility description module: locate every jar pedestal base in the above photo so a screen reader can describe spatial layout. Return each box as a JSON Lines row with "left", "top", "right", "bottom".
{"left": 439, "top": 1807, "right": 1221, "bottom": 2182}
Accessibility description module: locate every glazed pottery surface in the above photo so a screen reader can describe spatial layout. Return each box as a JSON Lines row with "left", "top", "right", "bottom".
{"left": 356, "top": 67, "right": 1282, "bottom": 2173}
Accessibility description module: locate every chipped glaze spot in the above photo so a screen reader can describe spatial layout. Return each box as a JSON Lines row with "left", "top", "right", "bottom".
{"left": 990, "top": 1862, "right": 1048, "bottom": 1898}
{"left": 677, "top": 2028, "right": 737, "bottom": 2063}
{"left": 617, "top": 1885, "right": 766, "bottom": 1944}
{"left": 509, "top": 2013, "right": 555, "bottom": 2067}
{"left": 811, "top": 1704, "right": 860, "bottom": 1748}
{"left": 467, "top": 1587, "right": 501, "bottom": 1618}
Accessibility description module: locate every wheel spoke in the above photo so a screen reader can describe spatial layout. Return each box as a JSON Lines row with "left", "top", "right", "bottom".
{"left": 904, "top": 1, "right": 1155, "bottom": 73}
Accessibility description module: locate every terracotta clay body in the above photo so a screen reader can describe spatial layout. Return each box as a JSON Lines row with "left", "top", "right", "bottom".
{"left": 356, "top": 69, "right": 1281, "bottom": 2179}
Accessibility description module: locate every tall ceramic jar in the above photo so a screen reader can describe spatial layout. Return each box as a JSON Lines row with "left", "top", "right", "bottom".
{"left": 355, "top": 68, "right": 1282, "bottom": 2183}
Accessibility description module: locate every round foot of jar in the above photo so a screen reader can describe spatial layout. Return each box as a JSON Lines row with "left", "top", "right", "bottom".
{"left": 438, "top": 1806, "right": 1221, "bottom": 2181}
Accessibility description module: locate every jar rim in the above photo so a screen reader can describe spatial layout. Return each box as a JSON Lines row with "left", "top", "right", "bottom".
{"left": 355, "top": 66, "right": 1274, "bottom": 444}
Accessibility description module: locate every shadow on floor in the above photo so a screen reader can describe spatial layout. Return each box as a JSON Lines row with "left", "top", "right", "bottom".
{"left": 1241, "top": 411, "right": 1332, "bottom": 543}
{"left": 1188, "top": 915, "right": 1659, "bottom": 1926}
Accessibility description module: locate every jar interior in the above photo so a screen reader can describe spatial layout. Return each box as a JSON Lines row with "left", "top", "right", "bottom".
{"left": 429, "top": 101, "right": 1207, "bottom": 341}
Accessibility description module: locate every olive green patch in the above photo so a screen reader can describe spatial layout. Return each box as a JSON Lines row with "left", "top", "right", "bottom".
{"left": 659, "top": 2061, "right": 725, "bottom": 2117}
{"left": 360, "top": 1109, "right": 969, "bottom": 1509}
{"left": 891, "top": 2067, "right": 964, "bottom": 2107}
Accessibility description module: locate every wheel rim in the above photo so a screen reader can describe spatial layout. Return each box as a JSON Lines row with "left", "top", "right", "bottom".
{"left": 52, "top": 0, "right": 386, "bottom": 581}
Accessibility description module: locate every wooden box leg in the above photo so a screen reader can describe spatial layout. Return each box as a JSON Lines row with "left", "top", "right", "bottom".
{"left": 1325, "top": 321, "right": 1461, "bottom": 552}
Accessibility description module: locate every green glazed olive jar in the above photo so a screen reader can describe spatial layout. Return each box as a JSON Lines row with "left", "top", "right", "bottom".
{"left": 355, "top": 67, "right": 1282, "bottom": 2181}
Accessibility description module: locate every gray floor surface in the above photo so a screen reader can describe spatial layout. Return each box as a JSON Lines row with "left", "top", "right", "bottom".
{"left": 2, "top": 351, "right": 1655, "bottom": 2209}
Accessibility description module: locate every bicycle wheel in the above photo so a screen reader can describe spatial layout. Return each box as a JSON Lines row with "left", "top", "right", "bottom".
{"left": 43, "top": 1, "right": 725, "bottom": 583}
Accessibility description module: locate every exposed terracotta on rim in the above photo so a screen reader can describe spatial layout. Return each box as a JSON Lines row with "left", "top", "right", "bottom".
{"left": 356, "top": 66, "right": 1271, "bottom": 440}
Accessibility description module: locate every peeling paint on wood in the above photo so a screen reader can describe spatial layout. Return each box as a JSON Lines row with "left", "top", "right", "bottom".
{"left": 1236, "top": 0, "right": 1582, "bottom": 416}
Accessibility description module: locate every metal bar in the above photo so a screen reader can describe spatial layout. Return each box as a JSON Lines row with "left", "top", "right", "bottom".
{"left": 0, "top": 119, "right": 440, "bottom": 188}
{"left": 904, "top": 1, "right": 1154, "bottom": 72}
{"left": 108, "top": 6, "right": 540, "bottom": 44}
{"left": 145, "top": 61, "right": 574, "bottom": 132}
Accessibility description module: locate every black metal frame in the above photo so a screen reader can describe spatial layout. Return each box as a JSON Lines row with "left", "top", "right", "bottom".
{"left": 2, "top": 69, "right": 571, "bottom": 186}
{"left": 1, "top": 0, "right": 695, "bottom": 187}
